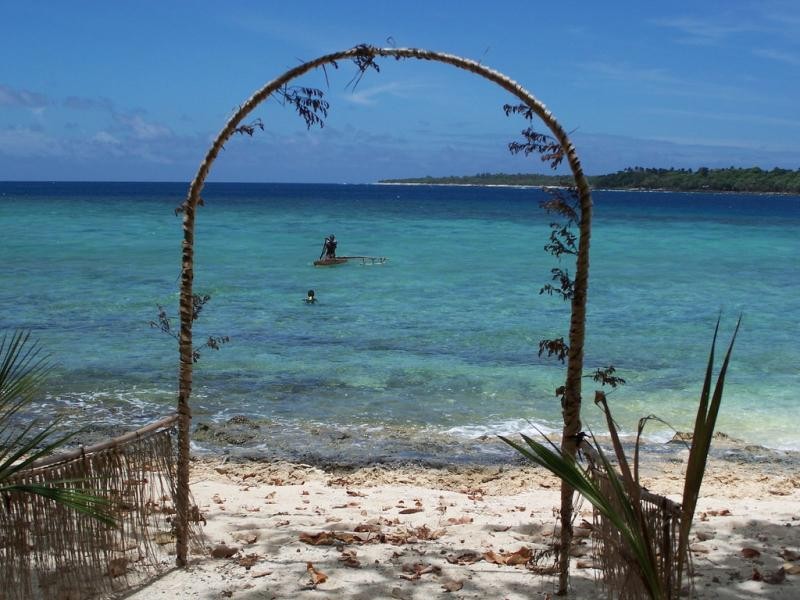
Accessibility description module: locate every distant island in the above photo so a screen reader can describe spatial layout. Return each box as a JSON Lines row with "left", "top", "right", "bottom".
{"left": 380, "top": 167, "right": 800, "bottom": 194}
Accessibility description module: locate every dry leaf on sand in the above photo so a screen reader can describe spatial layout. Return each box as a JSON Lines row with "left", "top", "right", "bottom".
{"left": 741, "top": 547, "right": 761, "bottom": 559}
{"left": 780, "top": 548, "right": 800, "bottom": 561}
{"left": 446, "top": 551, "right": 483, "bottom": 565}
{"left": 211, "top": 544, "right": 239, "bottom": 559}
{"left": 232, "top": 531, "right": 258, "bottom": 545}
{"left": 238, "top": 553, "right": 261, "bottom": 569}
{"left": 399, "top": 562, "right": 441, "bottom": 580}
{"left": 306, "top": 562, "right": 328, "bottom": 587}
{"left": 783, "top": 563, "right": 800, "bottom": 575}
{"left": 299, "top": 531, "right": 359, "bottom": 545}
{"left": 441, "top": 579, "right": 463, "bottom": 592}
{"left": 483, "top": 546, "right": 532, "bottom": 566}
{"left": 339, "top": 548, "right": 361, "bottom": 568}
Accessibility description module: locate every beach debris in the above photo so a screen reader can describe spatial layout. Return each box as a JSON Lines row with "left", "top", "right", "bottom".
{"left": 346, "top": 489, "right": 367, "bottom": 497}
{"left": 354, "top": 521, "right": 382, "bottom": 533}
{"left": 483, "top": 546, "right": 532, "bottom": 566}
{"left": 212, "top": 493, "right": 225, "bottom": 505}
{"left": 780, "top": 548, "right": 799, "bottom": 561}
{"left": 238, "top": 553, "right": 261, "bottom": 570}
{"left": 399, "top": 562, "right": 441, "bottom": 580}
{"left": 740, "top": 547, "right": 761, "bottom": 559}
{"left": 251, "top": 570, "right": 272, "bottom": 579}
{"left": 441, "top": 578, "right": 463, "bottom": 592}
{"left": 211, "top": 543, "right": 239, "bottom": 559}
{"left": 446, "top": 551, "right": 483, "bottom": 565}
{"left": 299, "top": 531, "right": 368, "bottom": 545}
{"left": 483, "top": 546, "right": 533, "bottom": 566}
{"left": 446, "top": 516, "right": 473, "bottom": 525}
{"left": 397, "top": 498, "right": 424, "bottom": 513}
{"left": 765, "top": 567, "right": 787, "bottom": 585}
{"left": 784, "top": 563, "right": 800, "bottom": 575}
{"left": 306, "top": 562, "right": 328, "bottom": 587}
{"left": 232, "top": 530, "right": 258, "bottom": 545}
{"left": 752, "top": 567, "right": 787, "bottom": 584}
{"left": 387, "top": 525, "right": 445, "bottom": 545}
{"left": 338, "top": 548, "right": 361, "bottom": 568}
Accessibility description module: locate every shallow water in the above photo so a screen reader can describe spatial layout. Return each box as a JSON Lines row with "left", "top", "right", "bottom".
{"left": 1, "top": 182, "right": 798, "bottom": 461}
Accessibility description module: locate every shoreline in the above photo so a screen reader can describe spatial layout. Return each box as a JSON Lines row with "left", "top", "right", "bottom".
{"left": 375, "top": 181, "right": 800, "bottom": 196}
{"left": 186, "top": 415, "right": 800, "bottom": 466}
{"left": 127, "top": 452, "right": 800, "bottom": 599}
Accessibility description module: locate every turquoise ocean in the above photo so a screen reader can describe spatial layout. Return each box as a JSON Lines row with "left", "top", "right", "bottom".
{"left": 1, "top": 182, "right": 798, "bottom": 463}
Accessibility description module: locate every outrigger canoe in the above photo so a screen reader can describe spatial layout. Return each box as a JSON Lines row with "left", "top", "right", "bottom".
{"left": 313, "top": 257, "right": 349, "bottom": 266}
{"left": 313, "top": 255, "right": 388, "bottom": 267}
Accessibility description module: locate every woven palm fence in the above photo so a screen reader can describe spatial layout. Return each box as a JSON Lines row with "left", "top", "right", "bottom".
{"left": 588, "top": 465, "right": 687, "bottom": 599}
{"left": 0, "top": 415, "right": 201, "bottom": 600}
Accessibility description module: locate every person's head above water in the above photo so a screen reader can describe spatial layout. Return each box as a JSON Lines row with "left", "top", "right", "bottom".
{"left": 307, "top": 289, "right": 315, "bottom": 298}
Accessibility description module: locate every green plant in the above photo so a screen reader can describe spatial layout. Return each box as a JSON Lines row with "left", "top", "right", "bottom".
{"left": 0, "top": 330, "right": 114, "bottom": 525}
{"left": 501, "top": 317, "right": 740, "bottom": 599}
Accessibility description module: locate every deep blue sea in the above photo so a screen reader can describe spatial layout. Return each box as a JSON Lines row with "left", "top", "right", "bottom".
{"left": 1, "top": 182, "right": 798, "bottom": 463}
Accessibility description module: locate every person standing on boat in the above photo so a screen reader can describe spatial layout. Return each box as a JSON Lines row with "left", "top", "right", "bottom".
{"left": 320, "top": 234, "right": 337, "bottom": 260}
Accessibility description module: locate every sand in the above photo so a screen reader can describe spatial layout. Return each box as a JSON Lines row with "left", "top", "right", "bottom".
{"left": 126, "top": 452, "right": 800, "bottom": 599}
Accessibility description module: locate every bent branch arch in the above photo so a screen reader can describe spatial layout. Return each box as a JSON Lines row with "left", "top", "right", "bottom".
{"left": 175, "top": 45, "right": 592, "bottom": 592}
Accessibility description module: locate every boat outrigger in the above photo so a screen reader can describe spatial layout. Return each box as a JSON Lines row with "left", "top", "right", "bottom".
{"left": 315, "top": 234, "right": 386, "bottom": 266}
{"left": 314, "top": 255, "right": 388, "bottom": 267}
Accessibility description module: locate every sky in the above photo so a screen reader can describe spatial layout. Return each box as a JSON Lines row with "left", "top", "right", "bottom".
{"left": 1, "top": 1, "right": 799, "bottom": 183}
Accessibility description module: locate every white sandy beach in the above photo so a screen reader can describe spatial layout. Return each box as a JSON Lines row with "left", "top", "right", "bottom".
{"left": 126, "top": 452, "right": 800, "bottom": 599}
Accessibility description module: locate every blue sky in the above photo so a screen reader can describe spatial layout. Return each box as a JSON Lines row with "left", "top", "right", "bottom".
{"left": 1, "top": 1, "right": 799, "bottom": 182}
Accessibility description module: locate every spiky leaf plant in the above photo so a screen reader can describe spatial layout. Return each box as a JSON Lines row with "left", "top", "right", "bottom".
{"left": 0, "top": 330, "right": 114, "bottom": 525}
{"left": 501, "top": 317, "right": 739, "bottom": 599}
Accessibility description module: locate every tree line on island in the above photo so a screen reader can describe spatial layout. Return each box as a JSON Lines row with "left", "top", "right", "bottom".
{"left": 381, "top": 166, "right": 800, "bottom": 193}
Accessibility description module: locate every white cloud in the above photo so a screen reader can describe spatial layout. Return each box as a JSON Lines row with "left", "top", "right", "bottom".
{"left": 753, "top": 48, "right": 800, "bottom": 66}
{"left": 113, "top": 113, "right": 173, "bottom": 140}
{"left": 0, "top": 84, "right": 49, "bottom": 108}
{"left": 645, "top": 107, "right": 800, "bottom": 130}
{"left": 92, "top": 131, "right": 122, "bottom": 145}
{"left": 343, "top": 82, "right": 425, "bottom": 106}
{"left": 0, "top": 126, "right": 63, "bottom": 157}
{"left": 650, "top": 16, "right": 758, "bottom": 45}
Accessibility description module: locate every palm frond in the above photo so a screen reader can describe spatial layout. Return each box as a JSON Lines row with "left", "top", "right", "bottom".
{"left": 2, "top": 482, "right": 116, "bottom": 526}
{"left": 1, "top": 329, "right": 116, "bottom": 526}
